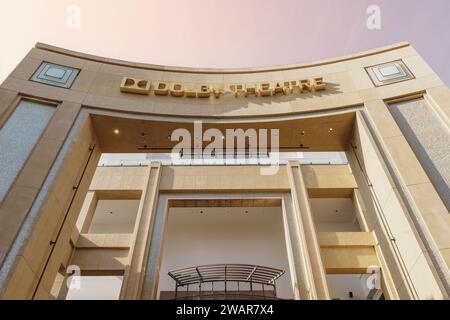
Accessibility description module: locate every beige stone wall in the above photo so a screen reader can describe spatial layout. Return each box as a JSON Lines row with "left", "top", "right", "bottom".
{"left": 72, "top": 163, "right": 355, "bottom": 300}
{"left": 0, "top": 42, "right": 449, "bottom": 300}
{"left": 366, "top": 99, "right": 450, "bottom": 268}
{"left": 1, "top": 43, "right": 445, "bottom": 120}
{"left": 0, "top": 115, "right": 101, "bottom": 299}
{"left": 87, "top": 164, "right": 356, "bottom": 194}
{"left": 1, "top": 43, "right": 437, "bottom": 116}
{"left": 348, "top": 113, "right": 447, "bottom": 299}
{"left": 0, "top": 101, "right": 81, "bottom": 266}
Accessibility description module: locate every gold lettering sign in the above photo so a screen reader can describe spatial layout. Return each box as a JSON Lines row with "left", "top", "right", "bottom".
{"left": 273, "top": 82, "right": 284, "bottom": 95}
{"left": 259, "top": 83, "right": 273, "bottom": 97}
{"left": 230, "top": 84, "right": 246, "bottom": 97}
{"left": 120, "top": 77, "right": 327, "bottom": 98}
{"left": 154, "top": 82, "right": 169, "bottom": 96}
{"left": 198, "top": 85, "right": 211, "bottom": 98}
{"left": 245, "top": 84, "right": 257, "bottom": 97}
{"left": 120, "top": 78, "right": 151, "bottom": 95}
{"left": 170, "top": 83, "right": 185, "bottom": 97}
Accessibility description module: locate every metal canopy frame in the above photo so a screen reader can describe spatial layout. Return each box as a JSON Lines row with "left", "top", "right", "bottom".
{"left": 168, "top": 264, "right": 285, "bottom": 300}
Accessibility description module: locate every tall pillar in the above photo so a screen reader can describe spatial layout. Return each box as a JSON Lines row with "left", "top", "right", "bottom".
{"left": 121, "top": 162, "right": 162, "bottom": 300}
{"left": 33, "top": 121, "right": 101, "bottom": 300}
{"left": 0, "top": 102, "right": 93, "bottom": 300}
{"left": 287, "top": 161, "right": 330, "bottom": 300}
{"left": 363, "top": 99, "right": 450, "bottom": 298}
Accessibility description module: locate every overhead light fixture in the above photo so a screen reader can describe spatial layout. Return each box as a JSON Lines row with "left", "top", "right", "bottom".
{"left": 329, "top": 128, "right": 334, "bottom": 133}
{"left": 301, "top": 131, "right": 306, "bottom": 135}
{"left": 114, "top": 129, "right": 120, "bottom": 135}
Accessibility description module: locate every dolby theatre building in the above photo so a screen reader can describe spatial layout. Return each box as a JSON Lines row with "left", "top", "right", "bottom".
{"left": 0, "top": 42, "right": 449, "bottom": 300}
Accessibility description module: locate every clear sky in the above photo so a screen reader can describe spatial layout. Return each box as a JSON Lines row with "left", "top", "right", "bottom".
{"left": 0, "top": 0, "right": 449, "bottom": 85}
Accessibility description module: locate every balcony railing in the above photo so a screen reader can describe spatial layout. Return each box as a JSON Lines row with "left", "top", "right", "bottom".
{"left": 167, "top": 264, "right": 285, "bottom": 300}
{"left": 98, "top": 152, "right": 348, "bottom": 167}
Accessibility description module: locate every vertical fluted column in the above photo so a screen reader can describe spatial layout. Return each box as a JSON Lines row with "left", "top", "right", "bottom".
{"left": 121, "top": 162, "right": 162, "bottom": 300}
{"left": 287, "top": 161, "right": 330, "bottom": 300}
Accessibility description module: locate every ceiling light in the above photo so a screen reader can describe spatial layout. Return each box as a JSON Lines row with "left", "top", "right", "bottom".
{"left": 114, "top": 129, "right": 120, "bottom": 135}
{"left": 329, "top": 128, "right": 334, "bottom": 133}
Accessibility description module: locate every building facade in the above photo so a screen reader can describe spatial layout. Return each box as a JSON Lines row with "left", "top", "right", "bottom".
{"left": 0, "top": 42, "right": 449, "bottom": 300}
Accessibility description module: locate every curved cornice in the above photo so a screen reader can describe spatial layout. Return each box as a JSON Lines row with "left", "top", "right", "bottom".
{"left": 35, "top": 42, "right": 410, "bottom": 75}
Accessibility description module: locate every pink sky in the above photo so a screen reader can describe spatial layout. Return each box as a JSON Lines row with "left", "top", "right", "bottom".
{"left": 0, "top": 0, "right": 449, "bottom": 85}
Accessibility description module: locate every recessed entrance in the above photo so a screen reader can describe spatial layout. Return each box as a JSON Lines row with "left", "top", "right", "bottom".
{"left": 158, "top": 206, "right": 294, "bottom": 299}
{"left": 4, "top": 107, "right": 399, "bottom": 300}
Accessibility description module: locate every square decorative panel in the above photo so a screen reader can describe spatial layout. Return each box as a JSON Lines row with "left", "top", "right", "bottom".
{"left": 365, "top": 60, "right": 414, "bottom": 87}
{"left": 30, "top": 62, "right": 80, "bottom": 88}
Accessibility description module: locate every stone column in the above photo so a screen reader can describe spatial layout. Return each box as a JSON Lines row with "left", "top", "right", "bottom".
{"left": 287, "top": 161, "right": 330, "bottom": 300}
{"left": 363, "top": 99, "right": 450, "bottom": 298}
{"left": 121, "top": 162, "right": 162, "bottom": 300}
{"left": 0, "top": 102, "right": 94, "bottom": 300}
